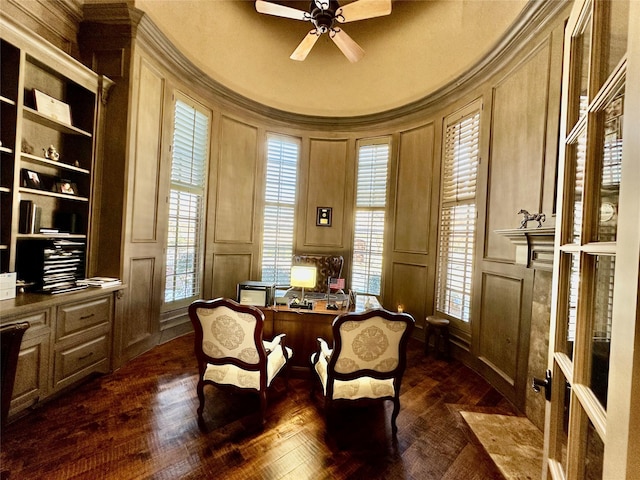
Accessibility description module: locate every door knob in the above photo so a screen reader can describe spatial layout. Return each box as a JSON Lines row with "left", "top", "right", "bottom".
{"left": 532, "top": 369, "right": 552, "bottom": 401}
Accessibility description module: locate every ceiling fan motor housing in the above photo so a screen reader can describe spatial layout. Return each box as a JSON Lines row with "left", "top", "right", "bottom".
{"left": 310, "top": 0, "right": 341, "bottom": 32}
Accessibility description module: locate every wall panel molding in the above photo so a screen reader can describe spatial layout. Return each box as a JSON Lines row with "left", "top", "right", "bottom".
{"left": 303, "top": 138, "right": 349, "bottom": 248}
{"left": 211, "top": 253, "right": 253, "bottom": 300}
{"left": 389, "top": 262, "right": 429, "bottom": 332}
{"left": 214, "top": 117, "right": 258, "bottom": 244}
{"left": 131, "top": 57, "right": 164, "bottom": 243}
{"left": 393, "top": 124, "right": 435, "bottom": 255}
{"left": 485, "top": 37, "right": 553, "bottom": 262}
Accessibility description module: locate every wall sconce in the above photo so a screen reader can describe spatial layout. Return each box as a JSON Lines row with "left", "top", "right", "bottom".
{"left": 290, "top": 265, "right": 317, "bottom": 305}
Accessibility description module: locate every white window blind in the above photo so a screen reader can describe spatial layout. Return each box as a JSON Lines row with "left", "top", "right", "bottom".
{"left": 352, "top": 140, "right": 389, "bottom": 295}
{"left": 436, "top": 108, "right": 480, "bottom": 322}
{"left": 165, "top": 98, "right": 209, "bottom": 304}
{"left": 261, "top": 135, "right": 299, "bottom": 285}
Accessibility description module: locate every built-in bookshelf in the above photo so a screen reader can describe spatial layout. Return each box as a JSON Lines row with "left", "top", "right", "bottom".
{"left": 0, "top": 18, "right": 112, "bottom": 292}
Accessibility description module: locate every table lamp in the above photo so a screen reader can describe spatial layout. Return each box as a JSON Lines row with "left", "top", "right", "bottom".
{"left": 290, "top": 265, "right": 317, "bottom": 305}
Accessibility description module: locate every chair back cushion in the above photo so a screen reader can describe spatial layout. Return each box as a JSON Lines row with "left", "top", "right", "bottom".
{"left": 292, "top": 254, "right": 344, "bottom": 292}
{"left": 334, "top": 315, "right": 408, "bottom": 375}
{"left": 196, "top": 304, "right": 261, "bottom": 364}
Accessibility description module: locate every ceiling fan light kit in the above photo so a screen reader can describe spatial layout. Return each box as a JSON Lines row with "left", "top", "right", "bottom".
{"left": 255, "top": 0, "right": 392, "bottom": 63}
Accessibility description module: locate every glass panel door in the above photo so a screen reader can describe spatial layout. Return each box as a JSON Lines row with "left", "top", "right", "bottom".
{"left": 545, "top": 0, "right": 632, "bottom": 478}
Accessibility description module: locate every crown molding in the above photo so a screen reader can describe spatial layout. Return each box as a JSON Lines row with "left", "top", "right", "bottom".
{"left": 82, "top": 0, "right": 570, "bottom": 129}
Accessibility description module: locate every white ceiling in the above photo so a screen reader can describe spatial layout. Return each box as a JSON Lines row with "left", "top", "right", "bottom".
{"left": 133, "top": 0, "right": 528, "bottom": 117}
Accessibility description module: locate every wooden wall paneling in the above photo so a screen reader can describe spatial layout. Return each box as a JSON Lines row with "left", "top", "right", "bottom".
{"left": 303, "top": 138, "right": 349, "bottom": 248}
{"left": 541, "top": 23, "right": 566, "bottom": 219}
{"left": 214, "top": 116, "right": 258, "bottom": 244}
{"left": 117, "top": 257, "right": 157, "bottom": 365}
{"left": 475, "top": 264, "right": 533, "bottom": 408}
{"left": 131, "top": 58, "right": 164, "bottom": 243}
{"left": 394, "top": 124, "right": 435, "bottom": 254}
{"left": 389, "top": 261, "right": 429, "bottom": 335}
{"left": 211, "top": 253, "right": 253, "bottom": 300}
{"left": 114, "top": 51, "right": 166, "bottom": 367}
{"left": 485, "top": 38, "right": 553, "bottom": 262}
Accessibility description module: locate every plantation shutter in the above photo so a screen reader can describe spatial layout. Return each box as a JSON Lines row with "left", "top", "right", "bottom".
{"left": 261, "top": 135, "right": 299, "bottom": 285}
{"left": 165, "top": 99, "right": 209, "bottom": 304}
{"left": 351, "top": 141, "right": 389, "bottom": 295}
{"left": 436, "top": 108, "right": 480, "bottom": 322}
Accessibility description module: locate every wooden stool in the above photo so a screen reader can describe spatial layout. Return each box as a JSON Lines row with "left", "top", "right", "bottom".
{"left": 424, "top": 316, "right": 450, "bottom": 359}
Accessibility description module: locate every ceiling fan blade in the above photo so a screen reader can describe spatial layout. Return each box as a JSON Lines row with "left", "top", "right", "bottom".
{"left": 290, "top": 30, "right": 322, "bottom": 61}
{"left": 255, "top": 0, "right": 308, "bottom": 21}
{"left": 330, "top": 28, "right": 365, "bottom": 63}
{"left": 314, "top": 0, "right": 330, "bottom": 10}
{"left": 336, "top": 0, "right": 392, "bottom": 23}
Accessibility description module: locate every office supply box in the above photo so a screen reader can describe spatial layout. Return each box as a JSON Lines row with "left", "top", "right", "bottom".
{"left": 237, "top": 281, "right": 275, "bottom": 307}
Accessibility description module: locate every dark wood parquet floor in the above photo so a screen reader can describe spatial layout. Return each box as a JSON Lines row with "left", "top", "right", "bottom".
{"left": 0, "top": 334, "right": 520, "bottom": 480}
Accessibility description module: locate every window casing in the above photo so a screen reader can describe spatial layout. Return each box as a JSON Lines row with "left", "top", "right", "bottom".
{"left": 164, "top": 96, "right": 210, "bottom": 305}
{"left": 436, "top": 104, "right": 481, "bottom": 322}
{"left": 351, "top": 138, "right": 390, "bottom": 295}
{"left": 261, "top": 135, "right": 299, "bottom": 285}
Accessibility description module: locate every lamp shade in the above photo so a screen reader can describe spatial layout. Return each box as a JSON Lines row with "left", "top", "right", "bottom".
{"left": 290, "top": 266, "right": 317, "bottom": 289}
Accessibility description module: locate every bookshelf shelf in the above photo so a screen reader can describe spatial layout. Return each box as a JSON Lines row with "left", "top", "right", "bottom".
{"left": 1, "top": 19, "right": 112, "bottom": 287}
{"left": 20, "top": 153, "right": 90, "bottom": 174}
{"left": 19, "top": 187, "right": 89, "bottom": 202}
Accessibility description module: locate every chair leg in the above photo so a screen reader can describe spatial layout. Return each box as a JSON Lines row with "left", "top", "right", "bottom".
{"left": 390, "top": 397, "right": 400, "bottom": 436}
{"left": 196, "top": 380, "right": 206, "bottom": 431}
{"left": 259, "top": 390, "right": 267, "bottom": 426}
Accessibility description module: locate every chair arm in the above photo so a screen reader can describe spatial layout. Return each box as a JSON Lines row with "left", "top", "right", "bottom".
{"left": 264, "top": 333, "right": 287, "bottom": 355}
{"left": 317, "top": 337, "right": 332, "bottom": 359}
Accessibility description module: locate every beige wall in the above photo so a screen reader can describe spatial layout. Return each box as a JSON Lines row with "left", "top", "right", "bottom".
{"left": 10, "top": 0, "right": 570, "bottom": 421}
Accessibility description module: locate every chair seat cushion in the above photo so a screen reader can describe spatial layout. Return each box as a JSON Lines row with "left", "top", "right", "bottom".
{"left": 204, "top": 342, "right": 292, "bottom": 390}
{"left": 312, "top": 350, "right": 395, "bottom": 400}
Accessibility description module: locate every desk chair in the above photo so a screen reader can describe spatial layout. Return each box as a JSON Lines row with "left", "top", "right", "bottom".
{"left": 311, "top": 308, "right": 414, "bottom": 435}
{"left": 189, "top": 298, "right": 292, "bottom": 429}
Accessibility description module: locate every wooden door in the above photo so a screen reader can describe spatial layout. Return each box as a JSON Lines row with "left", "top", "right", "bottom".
{"left": 543, "top": 1, "right": 640, "bottom": 478}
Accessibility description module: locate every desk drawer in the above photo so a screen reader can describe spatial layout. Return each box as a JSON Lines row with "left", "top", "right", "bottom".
{"left": 56, "top": 296, "right": 111, "bottom": 342}
{"left": 53, "top": 334, "right": 109, "bottom": 389}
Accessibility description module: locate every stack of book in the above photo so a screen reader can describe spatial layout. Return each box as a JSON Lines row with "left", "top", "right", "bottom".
{"left": 77, "top": 277, "right": 122, "bottom": 288}
{"left": 16, "top": 239, "right": 86, "bottom": 294}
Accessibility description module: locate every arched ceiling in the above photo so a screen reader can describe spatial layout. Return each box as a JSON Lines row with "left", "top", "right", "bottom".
{"left": 133, "top": 0, "right": 528, "bottom": 117}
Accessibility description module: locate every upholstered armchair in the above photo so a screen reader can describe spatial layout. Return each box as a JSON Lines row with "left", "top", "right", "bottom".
{"left": 310, "top": 309, "right": 414, "bottom": 434}
{"left": 292, "top": 254, "right": 344, "bottom": 293}
{"left": 188, "top": 298, "right": 292, "bottom": 428}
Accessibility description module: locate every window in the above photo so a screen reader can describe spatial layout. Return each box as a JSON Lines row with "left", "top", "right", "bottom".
{"left": 351, "top": 138, "right": 390, "bottom": 295}
{"left": 261, "top": 135, "right": 299, "bottom": 285}
{"left": 164, "top": 97, "right": 210, "bottom": 304}
{"left": 436, "top": 104, "right": 481, "bottom": 322}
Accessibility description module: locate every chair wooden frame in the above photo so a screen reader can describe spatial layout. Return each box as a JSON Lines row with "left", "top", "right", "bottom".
{"left": 311, "top": 308, "right": 414, "bottom": 435}
{"left": 188, "top": 298, "right": 290, "bottom": 429}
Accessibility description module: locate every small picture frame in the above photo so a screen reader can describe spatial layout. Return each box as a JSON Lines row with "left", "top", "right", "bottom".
{"left": 54, "top": 180, "right": 78, "bottom": 195}
{"left": 22, "top": 169, "right": 42, "bottom": 189}
{"left": 316, "top": 207, "right": 332, "bottom": 227}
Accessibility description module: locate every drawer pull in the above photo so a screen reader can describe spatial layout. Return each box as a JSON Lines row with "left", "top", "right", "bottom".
{"left": 80, "top": 314, "right": 95, "bottom": 320}
{"left": 78, "top": 352, "right": 94, "bottom": 361}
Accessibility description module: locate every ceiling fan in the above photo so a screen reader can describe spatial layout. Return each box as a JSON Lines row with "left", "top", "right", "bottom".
{"left": 255, "top": 0, "right": 392, "bottom": 63}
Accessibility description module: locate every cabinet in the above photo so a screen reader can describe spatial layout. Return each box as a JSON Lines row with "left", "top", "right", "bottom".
{"left": 0, "top": 286, "right": 120, "bottom": 421}
{"left": 0, "top": 16, "right": 111, "bottom": 288}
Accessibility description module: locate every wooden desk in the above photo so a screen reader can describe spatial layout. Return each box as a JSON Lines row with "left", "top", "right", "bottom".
{"left": 259, "top": 296, "right": 380, "bottom": 374}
